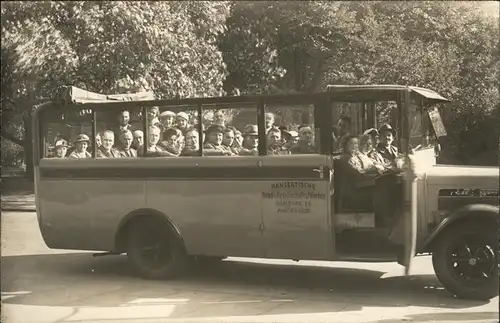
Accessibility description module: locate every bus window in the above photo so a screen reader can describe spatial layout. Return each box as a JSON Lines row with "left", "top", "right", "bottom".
{"left": 201, "top": 103, "right": 258, "bottom": 156}
{"left": 94, "top": 107, "right": 143, "bottom": 158}
{"left": 41, "top": 107, "right": 93, "bottom": 159}
{"left": 156, "top": 105, "right": 200, "bottom": 157}
{"left": 265, "top": 104, "right": 318, "bottom": 155}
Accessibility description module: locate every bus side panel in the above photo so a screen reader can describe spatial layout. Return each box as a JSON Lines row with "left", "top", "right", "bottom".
{"left": 146, "top": 180, "right": 264, "bottom": 258}
{"left": 37, "top": 178, "right": 146, "bottom": 251}
{"left": 259, "top": 155, "right": 332, "bottom": 261}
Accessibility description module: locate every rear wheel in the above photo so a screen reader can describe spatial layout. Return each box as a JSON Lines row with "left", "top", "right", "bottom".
{"left": 126, "top": 217, "right": 189, "bottom": 280}
{"left": 432, "top": 222, "right": 499, "bottom": 300}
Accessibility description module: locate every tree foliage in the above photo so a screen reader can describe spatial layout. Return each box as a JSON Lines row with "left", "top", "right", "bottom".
{"left": 220, "top": 1, "right": 499, "bottom": 165}
{"left": 0, "top": 1, "right": 231, "bottom": 149}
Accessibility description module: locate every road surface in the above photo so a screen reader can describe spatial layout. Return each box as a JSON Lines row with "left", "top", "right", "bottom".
{"left": 1, "top": 211, "right": 498, "bottom": 323}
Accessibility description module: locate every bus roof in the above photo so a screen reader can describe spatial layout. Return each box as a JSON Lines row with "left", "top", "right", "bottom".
{"left": 326, "top": 84, "right": 450, "bottom": 103}
{"left": 48, "top": 84, "right": 450, "bottom": 110}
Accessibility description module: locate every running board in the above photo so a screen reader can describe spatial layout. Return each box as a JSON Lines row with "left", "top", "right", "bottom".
{"left": 92, "top": 251, "right": 123, "bottom": 257}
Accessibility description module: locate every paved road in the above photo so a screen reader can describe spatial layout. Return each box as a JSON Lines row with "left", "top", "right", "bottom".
{"left": 1, "top": 212, "right": 498, "bottom": 323}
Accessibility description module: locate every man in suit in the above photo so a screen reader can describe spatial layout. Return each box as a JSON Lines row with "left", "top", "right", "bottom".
{"left": 374, "top": 124, "right": 402, "bottom": 228}
{"left": 114, "top": 110, "right": 134, "bottom": 140}
{"left": 117, "top": 130, "right": 137, "bottom": 157}
{"left": 377, "top": 124, "right": 399, "bottom": 163}
{"left": 97, "top": 130, "right": 120, "bottom": 158}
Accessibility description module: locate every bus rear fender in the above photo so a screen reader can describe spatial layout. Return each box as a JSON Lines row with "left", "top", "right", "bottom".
{"left": 114, "top": 208, "right": 186, "bottom": 253}
{"left": 422, "top": 204, "right": 499, "bottom": 252}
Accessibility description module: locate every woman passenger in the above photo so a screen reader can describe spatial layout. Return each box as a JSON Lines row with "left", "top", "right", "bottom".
{"left": 146, "top": 107, "right": 160, "bottom": 127}
{"left": 159, "top": 127, "right": 182, "bottom": 156}
{"left": 68, "top": 134, "right": 92, "bottom": 159}
{"left": 341, "top": 135, "right": 382, "bottom": 177}
{"left": 359, "top": 134, "right": 386, "bottom": 170}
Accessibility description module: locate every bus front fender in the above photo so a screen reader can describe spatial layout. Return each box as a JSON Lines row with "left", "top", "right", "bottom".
{"left": 422, "top": 204, "right": 499, "bottom": 252}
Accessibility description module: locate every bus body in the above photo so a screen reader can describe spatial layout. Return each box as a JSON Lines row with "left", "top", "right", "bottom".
{"left": 33, "top": 85, "right": 499, "bottom": 300}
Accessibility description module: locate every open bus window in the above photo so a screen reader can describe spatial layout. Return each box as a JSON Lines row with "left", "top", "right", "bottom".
{"left": 201, "top": 103, "right": 258, "bottom": 156}
{"left": 265, "top": 104, "right": 318, "bottom": 155}
{"left": 40, "top": 107, "right": 93, "bottom": 159}
{"left": 93, "top": 107, "right": 143, "bottom": 158}
{"left": 154, "top": 105, "right": 200, "bottom": 157}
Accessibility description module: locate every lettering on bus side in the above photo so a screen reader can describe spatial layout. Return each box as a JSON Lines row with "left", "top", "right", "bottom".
{"left": 263, "top": 181, "right": 326, "bottom": 214}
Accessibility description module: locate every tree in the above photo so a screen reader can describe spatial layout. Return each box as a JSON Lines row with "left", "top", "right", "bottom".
{"left": 1, "top": 1, "right": 231, "bottom": 176}
{"left": 220, "top": 1, "right": 499, "bottom": 165}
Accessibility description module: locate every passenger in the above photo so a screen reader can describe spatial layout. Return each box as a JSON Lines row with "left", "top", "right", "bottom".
{"left": 363, "top": 128, "right": 380, "bottom": 147}
{"left": 283, "top": 130, "right": 299, "bottom": 149}
{"left": 234, "top": 130, "right": 243, "bottom": 151}
{"left": 239, "top": 124, "right": 259, "bottom": 156}
{"left": 222, "top": 128, "right": 238, "bottom": 154}
{"left": 176, "top": 112, "right": 191, "bottom": 135}
{"left": 140, "top": 126, "right": 178, "bottom": 157}
{"left": 359, "top": 134, "right": 386, "bottom": 168}
{"left": 291, "top": 126, "right": 316, "bottom": 154}
{"left": 114, "top": 110, "right": 134, "bottom": 139}
{"left": 117, "top": 129, "right": 137, "bottom": 157}
{"left": 332, "top": 116, "right": 352, "bottom": 152}
{"left": 181, "top": 128, "right": 200, "bottom": 156}
{"left": 203, "top": 124, "right": 233, "bottom": 156}
{"left": 131, "top": 130, "right": 144, "bottom": 150}
{"left": 337, "top": 135, "right": 379, "bottom": 211}
{"left": 95, "top": 133, "right": 102, "bottom": 148}
{"left": 68, "top": 134, "right": 91, "bottom": 159}
{"left": 52, "top": 139, "right": 68, "bottom": 158}
{"left": 146, "top": 107, "right": 160, "bottom": 127}
{"left": 214, "top": 110, "right": 226, "bottom": 127}
{"left": 159, "top": 111, "right": 176, "bottom": 130}
{"left": 265, "top": 112, "right": 275, "bottom": 134}
{"left": 159, "top": 127, "right": 181, "bottom": 156}
{"left": 97, "top": 130, "right": 120, "bottom": 158}
{"left": 374, "top": 125, "right": 404, "bottom": 227}
{"left": 377, "top": 124, "right": 399, "bottom": 165}
{"left": 267, "top": 127, "right": 291, "bottom": 155}
{"left": 341, "top": 135, "right": 382, "bottom": 176}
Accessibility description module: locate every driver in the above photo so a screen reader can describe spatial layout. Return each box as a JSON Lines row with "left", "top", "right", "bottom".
{"left": 377, "top": 124, "right": 399, "bottom": 164}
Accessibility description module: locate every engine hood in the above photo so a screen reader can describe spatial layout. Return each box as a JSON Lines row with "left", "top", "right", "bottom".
{"left": 424, "top": 164, "right": 499, "bottom": 187}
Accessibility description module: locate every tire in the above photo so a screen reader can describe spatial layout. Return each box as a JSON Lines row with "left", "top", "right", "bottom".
{"left": 126, "top": 217, "right": 189, "bottom": 280}
{"left": 432, "top": 222, "right": 499, "bottom": 300}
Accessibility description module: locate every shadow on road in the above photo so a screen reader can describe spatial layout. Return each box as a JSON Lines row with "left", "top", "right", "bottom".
{"left": 1, "top": 253, "right": 492, "bottom": 318}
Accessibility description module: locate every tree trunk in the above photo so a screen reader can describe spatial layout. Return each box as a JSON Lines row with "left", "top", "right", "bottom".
{"left": 23, "top": 114, "right": 34, "bottom": 181}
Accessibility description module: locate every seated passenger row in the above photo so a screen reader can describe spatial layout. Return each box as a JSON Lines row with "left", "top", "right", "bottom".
{"left": 50, "top": 108, "right": 318, "bottom": 158}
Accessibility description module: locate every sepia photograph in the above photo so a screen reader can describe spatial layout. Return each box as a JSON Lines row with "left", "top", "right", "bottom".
{"left": 1, "top": 1, "right": 499, "bottom": 322}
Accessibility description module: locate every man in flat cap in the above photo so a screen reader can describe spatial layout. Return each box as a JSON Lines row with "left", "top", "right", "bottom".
{"left": 239, "top": 124, "right": 259, "bottom": 156}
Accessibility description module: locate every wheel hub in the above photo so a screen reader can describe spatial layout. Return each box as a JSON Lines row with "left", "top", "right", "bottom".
{"left": 468, "top": 258, "right": 477, "bottom": 266}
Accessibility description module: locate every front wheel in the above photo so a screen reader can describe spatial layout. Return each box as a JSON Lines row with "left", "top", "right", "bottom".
{"left": 127, "top": 217, "right": 189, "bottom": 280}
{"left": 432, "top": 222, "right": 499, "bottom": 300}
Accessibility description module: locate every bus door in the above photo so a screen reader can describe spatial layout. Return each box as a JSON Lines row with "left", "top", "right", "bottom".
{"left": 260, "top": 154, "right": 332, "bottom": 260}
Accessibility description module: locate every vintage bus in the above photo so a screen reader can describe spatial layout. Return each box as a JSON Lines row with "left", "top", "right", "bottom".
{"left": 32, "top": 85, "right": 499, "bottom": 300}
